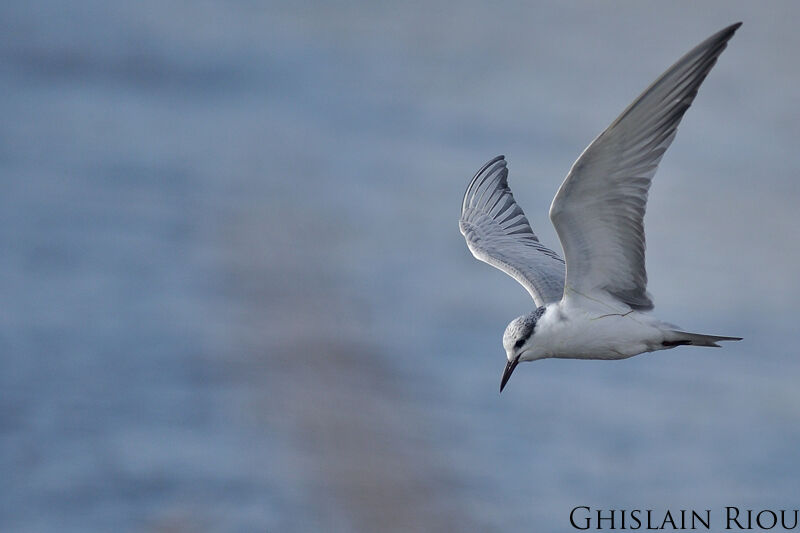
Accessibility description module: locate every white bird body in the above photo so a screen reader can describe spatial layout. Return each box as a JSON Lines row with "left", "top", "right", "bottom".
{"left": 460, "top": 23, "right": 743, "bottom": 391}
{"left": 524, "top": 297, "right": 671, "bottom": 362}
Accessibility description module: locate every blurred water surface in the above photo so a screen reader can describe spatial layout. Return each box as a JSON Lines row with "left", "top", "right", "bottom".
{"left": 2, "top": 2, "right": 800, "bottom": 532}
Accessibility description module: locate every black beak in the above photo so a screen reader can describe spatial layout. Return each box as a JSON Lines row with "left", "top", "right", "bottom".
{"left": 500, "top": 357, "right": 520, "bottom": 393}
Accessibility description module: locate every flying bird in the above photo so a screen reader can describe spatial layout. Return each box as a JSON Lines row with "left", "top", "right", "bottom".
{"left": 459, "top": 23, "right": 743, "bottom": 392}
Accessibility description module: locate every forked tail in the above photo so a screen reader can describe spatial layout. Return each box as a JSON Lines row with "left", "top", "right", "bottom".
{"left": 664, "top": 330, "right": 742, "bottom": 348}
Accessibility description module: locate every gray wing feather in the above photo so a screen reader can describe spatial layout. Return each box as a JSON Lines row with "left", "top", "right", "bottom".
{"left": 549, "top": 22, "right": 741, "bottom": 310}
{"left": 460, "top": 155, "right": 565, "bottom": 307}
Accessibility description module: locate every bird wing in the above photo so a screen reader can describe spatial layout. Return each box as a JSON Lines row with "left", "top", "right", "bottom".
{"left": 549, "top": 22, "right": 741, "bottom": 310}
{"left": 460, "top": 155, "right": 565, "bottom": 307}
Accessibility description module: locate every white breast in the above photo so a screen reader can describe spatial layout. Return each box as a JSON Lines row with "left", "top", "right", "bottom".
{"left": 530, "top": 298, "right": 667, "bottom": 360}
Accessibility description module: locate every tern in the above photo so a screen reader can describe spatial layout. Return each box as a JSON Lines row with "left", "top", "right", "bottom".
{"left": 459, "top": 23, "right": 743, "bottom": 392}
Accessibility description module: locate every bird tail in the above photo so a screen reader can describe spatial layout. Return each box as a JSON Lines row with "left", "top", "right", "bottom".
{"left": 664, "top": 330, "right": 742, "bottom": 348}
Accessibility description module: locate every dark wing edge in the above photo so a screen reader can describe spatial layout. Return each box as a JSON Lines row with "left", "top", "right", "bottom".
{"left": 460, "top": 156, "right": 565, "bottom": 307}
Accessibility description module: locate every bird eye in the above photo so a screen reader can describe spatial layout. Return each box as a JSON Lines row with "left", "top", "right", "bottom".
{"left": 514, "top": 338, "right": 525, "bottom": 349}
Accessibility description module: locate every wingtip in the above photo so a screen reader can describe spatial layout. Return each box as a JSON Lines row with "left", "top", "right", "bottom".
{"left": 462, "top": 155, "right": 509, "bottom": 213}
{"left": 721, "top": 22, "right": 743, "bottom": 38}
{"left": 486, "top": 154, "right": 506, "bottom": 167}
{"left": 702, "top": 22, "right": 742, "bottom": 47}
{"left": 472, "top": 155, "right": 506, "bottom": 179}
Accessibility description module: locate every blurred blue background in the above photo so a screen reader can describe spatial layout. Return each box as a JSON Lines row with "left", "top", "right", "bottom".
{"left": 2, "top": 2, "right": 799, "bottom": 532}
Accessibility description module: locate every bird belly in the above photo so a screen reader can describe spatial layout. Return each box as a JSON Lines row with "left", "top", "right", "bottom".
{"left": 539, "top": 307, "right": 665, "bottom": 360}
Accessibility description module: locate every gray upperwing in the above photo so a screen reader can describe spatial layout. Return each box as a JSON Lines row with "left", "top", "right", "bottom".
{"left": 549, "top": 22, "right": 741, "bottom": 310}
{"left": 460, "top": 155, "right": 565, "bottom": 307}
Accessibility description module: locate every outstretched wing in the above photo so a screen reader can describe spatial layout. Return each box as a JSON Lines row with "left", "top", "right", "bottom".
{"left": 549, "top": 22, "right": 741, "bottom": 310}
{"left": 460, "top": 155, "right": 565, "bottom": 307}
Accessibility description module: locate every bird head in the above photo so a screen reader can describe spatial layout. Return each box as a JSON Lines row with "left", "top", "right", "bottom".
{"left": 500, "top": 307, "right": 546, "bottom": 392}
